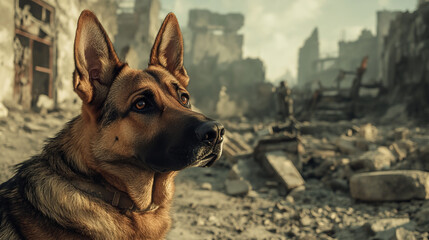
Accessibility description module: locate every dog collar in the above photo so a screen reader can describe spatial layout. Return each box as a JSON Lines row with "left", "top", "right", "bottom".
{"left": 71, "top": 180, "right": 159, "bottom": 213}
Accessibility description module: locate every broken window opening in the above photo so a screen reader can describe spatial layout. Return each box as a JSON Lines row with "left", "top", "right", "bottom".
{"left": 14, "top": 0, "right": 55, "bottom": 109}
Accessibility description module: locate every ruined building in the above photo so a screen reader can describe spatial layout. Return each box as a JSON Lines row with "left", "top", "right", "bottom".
{"left": 185, "top": 9, "right": 267, "bottom": 117}
{"left": 187, "top": 9, "right": 244, "bottom": 65}
{"left": 0, "top": 0, "right": 117, "bottom": 109}
{"left": 114, "top": 0, "right": 160, "bottom": 70}
{"left": 297, "top": 28, "right": 319, "bottom": 88}
{"left": 376, "top": 10, "right": 401, "bottom": 83}
{"left": 381, "top": 2, "right": 429, "bottom": 117}
{"left": 297, "top": 10, "right": 400, "bottom": 91}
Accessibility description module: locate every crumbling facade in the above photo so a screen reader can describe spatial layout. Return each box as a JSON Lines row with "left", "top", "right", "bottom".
{"left": 298, "top": 11, "right": 400, "bottom": 91}
{"left": 188, "top": 9, "right": 244, "bottom": 65}
{"left": 376, "top": 10, "right": 401, "bottom": 83}
{"left": 185, "top": 9, "right": 267, "bottom": 118}
{"left": 114, "top": 0, "right": 160, "bottom": 70}
{"left": 0, "top": 0, "right": 118, "bottom": 109}
{"left": 338, "top": 29, "right": 377, "bottom": 85}
{"left": 297, "top": 28, "right": 319, "bottom": 88}
{"left": 381, "top": 3, "right": 429, "bottom": 117}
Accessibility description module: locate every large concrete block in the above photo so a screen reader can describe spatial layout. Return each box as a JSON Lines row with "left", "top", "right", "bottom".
{"left": 350, "top": 170, "right": 429, "bottom": 201}
{"left": 258, "top": 151, "right": 305, "bottom": 191}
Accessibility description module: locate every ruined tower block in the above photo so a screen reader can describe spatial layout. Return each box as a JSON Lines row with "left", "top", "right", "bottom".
{"left": 376, "top": 10, "right": 401, "bottom": 84}
{"left": 297, "top": 28, "right": 319, "bottom": 89}
{"left": 114, "top": 0, "right": 160, "bottom": 70}
{"left": 188, "top": 9, "right": 244, "bottom": 65}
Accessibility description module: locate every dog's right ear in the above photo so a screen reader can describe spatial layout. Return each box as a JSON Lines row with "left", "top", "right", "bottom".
{"left": 73, "top": 10, "right": 121, "bottom": 106}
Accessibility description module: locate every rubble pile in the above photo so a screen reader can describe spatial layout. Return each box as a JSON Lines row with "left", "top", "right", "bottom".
{"left": 188, "top": 116, "right": 429, "bottom": 239}
{"left": 0, "top": 98, "right": 428, "bottom": 239}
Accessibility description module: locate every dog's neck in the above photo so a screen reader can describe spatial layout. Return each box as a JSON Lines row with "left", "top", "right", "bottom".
{"left": 58, "top": 114, "right": 177, "bottom": 212}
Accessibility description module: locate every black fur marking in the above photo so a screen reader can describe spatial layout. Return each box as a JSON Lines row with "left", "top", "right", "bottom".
{"left": 99, "top": 101, "right": 121, "bottom": 126}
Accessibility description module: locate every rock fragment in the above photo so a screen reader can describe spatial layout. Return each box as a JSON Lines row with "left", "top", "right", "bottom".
{"left": 350, "top": 146, "right": 395, "bottom": 171}
{"left": 350, "top": 170, "right": 429, "bottom": 201}
{"left": 225, "top": 179, "right": 251, "bottom": 196}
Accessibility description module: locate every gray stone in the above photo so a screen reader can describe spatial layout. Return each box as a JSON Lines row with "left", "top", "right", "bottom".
{"left": 225, "top": 179, "right": 251, "bottom": 196}
{"left": 350, "top": 170, "right": 429, "bottom": 201}
{"left": 350, "top": 146, "right": 395, "bottom": 171}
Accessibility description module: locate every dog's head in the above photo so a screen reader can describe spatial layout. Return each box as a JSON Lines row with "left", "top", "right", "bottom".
{"left": 73, "top": 10, "right": 224, "bottom": 173}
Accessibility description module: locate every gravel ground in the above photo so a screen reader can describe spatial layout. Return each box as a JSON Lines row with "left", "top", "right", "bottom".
{"left": 1, "top": 108, "right": 429, "bottom": 239}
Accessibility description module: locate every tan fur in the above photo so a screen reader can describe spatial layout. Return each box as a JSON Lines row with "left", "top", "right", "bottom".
{"left": 0, "top": 10, "right": 222, "bottom": 240}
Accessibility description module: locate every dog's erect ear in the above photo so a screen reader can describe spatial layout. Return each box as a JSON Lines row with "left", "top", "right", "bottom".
{"left": 150, "top": 13, "right": 189, "bottom": 88}
{"left": 73, "top": 10, "right": 121, "bottom": 105}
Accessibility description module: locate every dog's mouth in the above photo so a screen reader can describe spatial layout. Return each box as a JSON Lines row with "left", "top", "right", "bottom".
{"left": 192, "top": 153, "right": 218, "bottom": 168}
{"left": 141, "top": 144, "right": 222, "bottom": 173}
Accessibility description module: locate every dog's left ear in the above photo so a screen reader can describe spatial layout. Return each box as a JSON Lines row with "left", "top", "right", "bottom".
{"left": 150, "top": 13, "right": 189, "bottom": 88}
{"left": 73, "top": 10, "right": 121, "bottom": 105}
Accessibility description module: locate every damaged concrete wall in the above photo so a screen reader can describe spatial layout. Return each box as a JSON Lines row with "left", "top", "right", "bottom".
{"left": 0, "top": 1, "right": 16, "bottom": 103}
{"left": 188, "top": 9, "right": 244, "bottom": 65}
{"left": 47, "top": 0, "right": 118, "bottom": 105}
{"left": 297, "top": 28, "right": 319, "bottom": 88}
{"left": 185, "top": 9, "right": 267, "bottom": 118}
{"left": 115, "top": 0, "right": 160, "bottom": 69}
{"left": 377, "top": 10, "right": 401, "bottom": 83}
{"left": 381, "top": 3, "right": 429, "bottom": 118}
{"left": 338, "top": 29, "right": 377, "bottom": 85}
{"left": 0, "top": 0, "right": 118, "bottom": 108}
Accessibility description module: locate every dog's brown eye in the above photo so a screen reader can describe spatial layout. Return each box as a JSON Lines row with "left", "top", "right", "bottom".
{"left": 181, "top": 94, "right": 189, "bottom": 105}
{"left": 135, "top": 100, "right": 146, "bottom": 110}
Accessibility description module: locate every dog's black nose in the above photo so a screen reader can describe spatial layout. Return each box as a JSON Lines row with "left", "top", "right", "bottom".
{"left": 195, "top": 121, "right": 225, "bottom": 145}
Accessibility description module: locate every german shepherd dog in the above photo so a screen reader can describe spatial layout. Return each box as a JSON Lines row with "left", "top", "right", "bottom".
{"left": 0, "top": 10, "right": 224, "bottom": 239}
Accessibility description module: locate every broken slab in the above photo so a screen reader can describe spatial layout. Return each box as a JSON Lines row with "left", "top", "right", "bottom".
{"left": 335, "top": 136, "right": 359, "bottom": 155}
{"left": 256, "top": 151, "right": 305, "bottom": 191}
{"left": 350, "top": 170, "right": 429, "bottom": 201}
{"left": 223, "top": 132, "right": 253, "bottom": 161}
{"left": 350, "top": 146, "right": 396, "bottom": 171}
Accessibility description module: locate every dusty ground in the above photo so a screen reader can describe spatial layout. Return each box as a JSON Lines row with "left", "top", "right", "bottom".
{"left": 1, "top": 107, "right": 429, "bottom": 240}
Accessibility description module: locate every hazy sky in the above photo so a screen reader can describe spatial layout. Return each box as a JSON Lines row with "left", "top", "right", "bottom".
{"left": 160, "top": 0, "right": 415, "bottom": 81}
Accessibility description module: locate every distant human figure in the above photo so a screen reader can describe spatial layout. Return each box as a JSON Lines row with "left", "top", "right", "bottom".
{"left": 275, "top": 81, "right": 294, "bottom": 122}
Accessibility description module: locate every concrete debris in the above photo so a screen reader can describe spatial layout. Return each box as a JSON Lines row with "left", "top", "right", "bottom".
{"left": 360, "top": 218, "right": 416, "bottom": 240}
{"left": 335, "top": 136, "right": 359, "bottom": 155}
{"left": 393, "top": 127, "right": 410, "bottom": 141}
{"left": 201, "top": 183, "right": 212, "bottom": 191}
{"left": 23, "top": 122, "right": 47, "bottom": 133}
{"left": 414, "top": 207, "right": 429, "bottom": 232}
{"left": 390, "top": 143, "right": 407, "bottom": 161}
{"left": 36, "top": 94, "right": 54, "bottom": 112}
{"left": 0, "top": 103, "right": 8, "bottom": 119}
{"left": 358, "top": 123, "right": 378, "bottom": 142}
{"left": 350, "top": 146, "right": 395, "bottom": 171}
{"left": 225, "top": 179, "right": 251, "bottom": 196}
{"left": 223, "top": 131, "right": 253, "bottom": 160}
{"left": 350, "top": 170, "right": 429, "bottom": 201}
{"left": 257, "top": 151, "right": 305, "bottom": 191}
